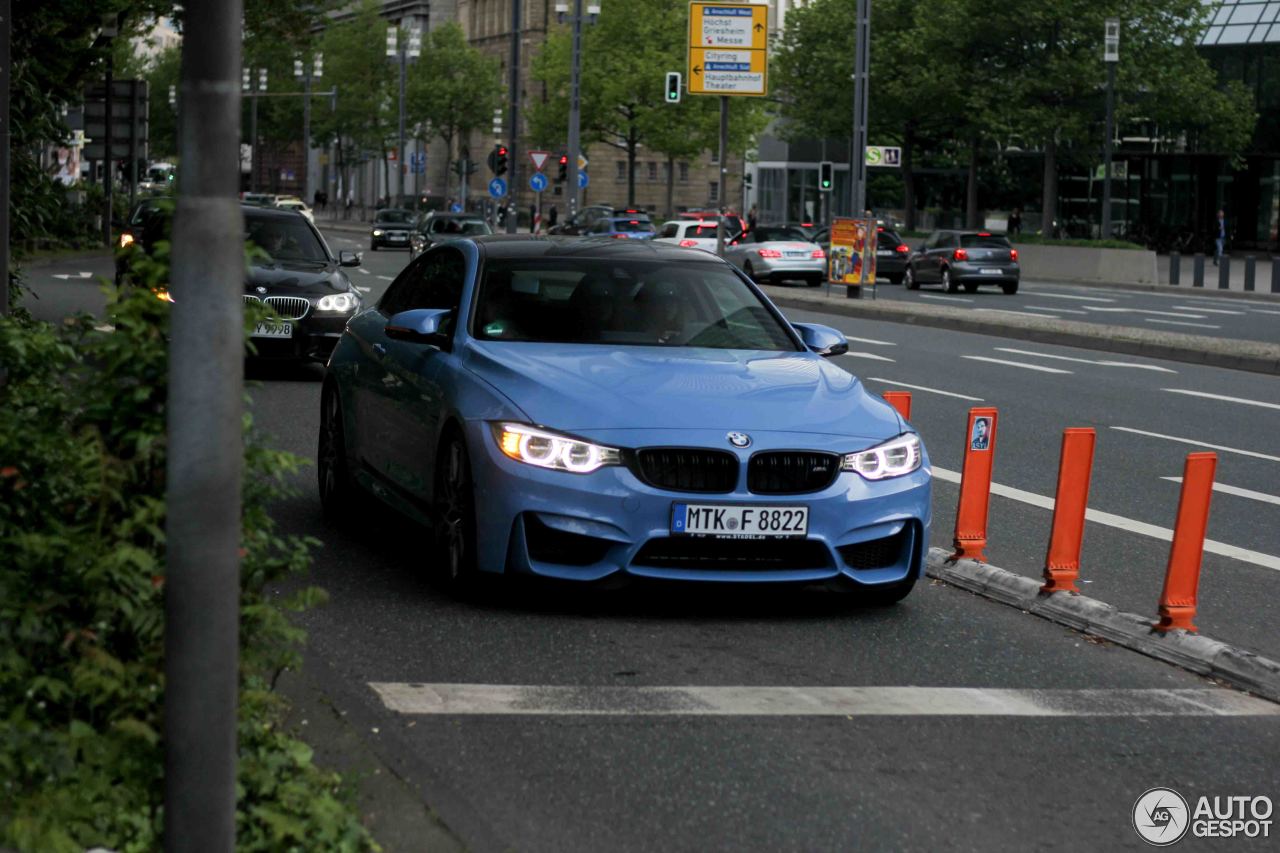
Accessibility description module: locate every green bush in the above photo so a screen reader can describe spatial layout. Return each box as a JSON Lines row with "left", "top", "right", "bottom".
{"left": 1014, "top": 234, "right": 1145, "bottom": 250}
{"left": 0, "top": 286, "right": 375, "bottom": 851}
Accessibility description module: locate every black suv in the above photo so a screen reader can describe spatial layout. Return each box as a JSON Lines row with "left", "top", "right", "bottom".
{"left": 904, "top": 230, "right": 1020, "bottom": 294}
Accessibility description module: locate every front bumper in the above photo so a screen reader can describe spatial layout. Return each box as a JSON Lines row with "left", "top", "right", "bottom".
{"left": 248, "top": 313, "right": 349, "bottom": 361}
{"left": 465, "top": 424, "right": 932, "bottom": 587}
{"left": 372, "top": 231, "right": 412, "bottom": 248}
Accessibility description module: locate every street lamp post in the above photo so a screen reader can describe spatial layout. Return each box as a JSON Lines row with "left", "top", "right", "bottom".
{"left": 242, "top": 67, "right": 267, "bottom": 192}
{"left": 387, "top": 25, "right": 421, "bottom": 206}
{"left": 556, "top": 2, "right": 600, "bottom": 217}
{"left": 848, "top": 0, "right": 871, "bottom": 217}
{"left": 1101, "top": 18, "right": 1120, "bottom": 240}
{"left": 294, "top": 53, "right": 322, "bottom": 203}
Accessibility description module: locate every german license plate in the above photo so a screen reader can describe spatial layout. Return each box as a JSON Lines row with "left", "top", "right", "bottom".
{"left": 390, "top": 233, "right": 406, "bottom": 241}
{"left": 785, "top": 250, "right": 807, "bottom": 258}
{"left": 252, "top": 321, "right": 292, "bottom": 339}
{"left": 980, "top": 268, "right": 1002, "bottom": 275}
{"left": 671, "top": 503, "right": 808, "bottom": 538}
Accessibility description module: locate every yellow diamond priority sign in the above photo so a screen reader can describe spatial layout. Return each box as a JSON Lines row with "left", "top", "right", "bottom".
{"left": 688, "top": 2, "right": 769, "bottom": 97}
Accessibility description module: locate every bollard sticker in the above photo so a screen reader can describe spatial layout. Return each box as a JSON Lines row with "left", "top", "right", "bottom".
{"left": 970, "top": 417, "right": 991, "bottom": 451}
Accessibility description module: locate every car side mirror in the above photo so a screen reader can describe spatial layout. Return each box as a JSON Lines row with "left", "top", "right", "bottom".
{"left": 792, "top": 322, "right": 849, "bottom": 358}
{"left": 338, "top": 250, "right": 361, "bottom": 267}
{"left": 386, "top": 308, "right": 453, "bottom": 347}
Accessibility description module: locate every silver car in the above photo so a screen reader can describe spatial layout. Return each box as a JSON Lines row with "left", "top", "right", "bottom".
{"left": 724, "top": 225, "right": 826, "bottom": 287}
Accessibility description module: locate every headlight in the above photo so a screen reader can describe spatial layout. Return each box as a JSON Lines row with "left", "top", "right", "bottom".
{"left": 841, "top": 433, "right": 922, "bottom": 481}
{"left": 492, "top": 423, "right": 621, "bottom": 474}
{"left": 372, "top": 229, "right": 384, "bottom": 236}
{"left": 316, "top": 292, "right": 360, "bottom": 313}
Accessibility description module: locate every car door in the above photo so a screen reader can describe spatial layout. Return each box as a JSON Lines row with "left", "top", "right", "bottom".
{"left": 919, "top": 231, "right": 942, "bottom": 282}
{"left": 376, "top": 246, "right": 468, "bottom": 500}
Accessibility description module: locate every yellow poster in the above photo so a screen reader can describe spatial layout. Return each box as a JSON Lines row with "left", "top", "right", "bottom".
{"left": 828, "top": 218, "right": 877, "bottom": 286}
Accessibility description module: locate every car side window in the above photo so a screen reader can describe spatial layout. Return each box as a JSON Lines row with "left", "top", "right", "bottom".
{"left": 378, "top": 256, "right": 428, "bottom": 317}
{"left": 660, "top": 223, "right": 678, "bottom": 239}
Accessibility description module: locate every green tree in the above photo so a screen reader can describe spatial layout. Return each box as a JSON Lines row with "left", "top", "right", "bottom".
{"left": 404, "top": 22, "right": 504, "bottom": 183}
{"left": 143, "top": 46, "right": 182, "bottom": 161}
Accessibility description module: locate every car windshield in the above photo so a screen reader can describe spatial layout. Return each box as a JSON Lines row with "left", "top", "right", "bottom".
{"left": 754, "top": 226, "right": 810, "bottom": 242}
{"left": 474, "top": 257, "right": 799, "bottom": 351}
{"left": 610, "top": 220, "right": 656, "bottom": 233}
{"left": 245, "top": 213, "right": 328, "bottom": 264}
{"left": 960, "top": 234, "right": 1012, "bottom": 248}
{"left": 689, "top": 225, "right": 718, "bottom": 238}
{"left": 376, "top": 210, "right": 414, "bottom": 224}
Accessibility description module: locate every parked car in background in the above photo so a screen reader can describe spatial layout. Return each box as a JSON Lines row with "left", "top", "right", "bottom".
{"left": 410, "top": 212, "right": 493, "bottom": 259}
{"left": 653, "top": 220, "right": 721, "bottom": 252}
{"left": 319, "top": 236, "right": 929, "bottom": 601}
{"left": 679, "top": 210, "right": 747, "bottom": 236}
{"left": 547, "top": 204, "right": 616, "bottom": 236}
{"left": 274, "top": 197, "right": 315, "bottom": 223}
{"left": 241, "top": 192, "right": 278, "bottom": 207}
{"left": 723, "top": 224, "right": 826, "bottom": 286}
{"left": 904, "top": 230, "right": 1020, "bottom": 294}
{"left": 586, "top": 214, "right": 657, "bottom": 240}
{"left": 370, "top": 208, "right": 415, "bottom": 251}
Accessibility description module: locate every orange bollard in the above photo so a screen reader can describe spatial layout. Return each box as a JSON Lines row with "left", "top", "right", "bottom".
{"left": 1155, "top": 452, "right": 1217, "bottom": 632}
{"left": 1041, "top": 428, "right": 1097, "bottom": 594}
{"left": 882, "top": 391, "right": 912, "bottom": 421}
{"left": 951, "top": 407, "right": 998, "bottom": 562}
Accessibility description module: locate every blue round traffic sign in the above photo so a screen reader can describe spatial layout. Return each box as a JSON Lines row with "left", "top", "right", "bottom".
{"left": 529, "top": 172, "right": 548, "bottom": 193}
{"left": 578, "top": 171, "right": 589, "bottom": 189}
{"left": 488, "top": 177, "right": 508, "bottom": 198}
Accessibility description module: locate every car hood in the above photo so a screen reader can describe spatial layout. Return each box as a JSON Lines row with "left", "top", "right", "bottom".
{"left": 464, "top": 341, "right": 901, "bottom": 439}
{"left": 246, "top": 261, "right": 349, "bottom": 295}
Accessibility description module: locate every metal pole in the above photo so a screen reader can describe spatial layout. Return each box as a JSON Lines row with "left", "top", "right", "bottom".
{"left": 104, "top": 51, "right": 114, "bottom": 247}
{"left": 1, "top": 0, "right": 10, "bottom": 314}
{"left": 398, "top": 52, "right": 406, "bottom": 204}
{"left": 715, "top": 96, "right": 729, "bottom": 257}
{"left": 128, "top": 80, "right": 138, "bottom": 210}
{"left": 567, "top": 0, "right": 583, "bottom": 216}
{"left": 507, "top": 0, "right": 521, "bottom": 233}
{"left": 849, "top": 0, "right": 870, "bottom": 217}
{"left": 163, "top": 0, "right": 244, "bottom": 847}
{"left": 1101, "top": 61, "right": 1116, "bottom": 239}
{"left": 249, "top": 87, "right": 258, "bottom": 192}
{"left": 302, "top": 72, "right": 312, "bottom": 202}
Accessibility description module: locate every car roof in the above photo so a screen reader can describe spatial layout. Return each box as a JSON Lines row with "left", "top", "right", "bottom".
{"left": 241, "top": 203, "right": 306, "bottom": 220}
{"left": 472, "top": 234, "right": 727, "bottom": 262}
{"left": 427, "top": 212, "right": 485, "bottom": 220}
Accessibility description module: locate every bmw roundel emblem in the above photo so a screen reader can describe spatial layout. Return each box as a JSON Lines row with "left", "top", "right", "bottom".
{"left": 256, "top": 286, "right": 267, "bottom": 294}
{"left": 726, "top": 432, "right": 752, "bottom": 448}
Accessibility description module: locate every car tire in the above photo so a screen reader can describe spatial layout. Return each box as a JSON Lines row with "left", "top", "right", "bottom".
{"left": 941, "top": 268, "right": 957, "bottom": 293}
{"left": 859, "top": 574, "right": 917, "bottom": 606}
{"left": 904, "top": 267, "right": 919, "bottom": 290}
{"left": 318, "top": 385, "right": 358, "bottom": 526}
{"left": 434, "top": 431, "right": 478, "bottom": 591}
{"left": 369, "top": 242, "right": 378, "bottom": 252}
{"left": 743, "top": 260, "right": 757, "bottom": 282}
{"left": 888, "top": 274, "right": 903, "bottom": 285}
{"left": 963, "top": 281, "right": 979, "bottom": 294}
{"left": 1001, "top": 281, "right": 1019, "bottom": 295}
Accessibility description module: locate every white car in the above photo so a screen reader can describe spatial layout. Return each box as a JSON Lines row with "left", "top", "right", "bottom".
{"left": 723, "top": 225, "right": 826, "bottom": 287}
{"left": 653, "top": 219, "right": 722, "bottom": 253}
{"left": 274, "top": 198, "right": 315, "bottom": 224}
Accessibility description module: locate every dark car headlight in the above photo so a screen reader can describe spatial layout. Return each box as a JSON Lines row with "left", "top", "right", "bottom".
{"left": 492, "top": 423, "right": 621, "bottom": 474}
{"left": 315, "top": 292, "right": 360, "bottom": 313}
{"left": 841, "top": 433, "right": 922, "bottom": 481}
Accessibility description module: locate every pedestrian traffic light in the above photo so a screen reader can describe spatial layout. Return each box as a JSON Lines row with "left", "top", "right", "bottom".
{"left": 557, "top": 154, "right": 568, "bottom": 183}
{"left": 665, "top": 71, "right": 681, "bottom": 104}
{"left": 818, "top": 161, "right": 833, "bottom": 192}
{"left": 488, "top": 144, "right": 509, "bottom": 176}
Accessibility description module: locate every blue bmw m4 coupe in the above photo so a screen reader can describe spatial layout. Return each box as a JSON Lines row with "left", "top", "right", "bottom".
{"left": 319, "top": 236, "right": 932, "bottom": 601}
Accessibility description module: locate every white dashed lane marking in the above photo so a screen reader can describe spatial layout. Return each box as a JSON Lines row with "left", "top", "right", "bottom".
{"left": 842, "top": 352, "right": 895, "bottom": 362}
{"left": 864, "top": 378, "right": 983, "bottom": 401}
{"left": 1030, "top": 292, "right": 1116, "bottom": 303}
{"left": 919, "top": 294, "right": 973, "bottom": 303}
{"left": 1145, "top": 318, "right": 1221, "bottom": 329}
{"left": 1161, "top": 389, "right": 1280, "bottom": 411}
{"left": 993, "top": 348, "right": 1176, "bottom": 372}
{"left": 1110, "top": 427, "right": 1280, "bottom": 463}
{"left": 1162, "top": 477, "right": 1280, "bottom": 508}
{"left": 962, "top": 355, "right": 1071, "bottom": 374}
{"left": 369, "top": 684, "right": 1280, "bottom": 717}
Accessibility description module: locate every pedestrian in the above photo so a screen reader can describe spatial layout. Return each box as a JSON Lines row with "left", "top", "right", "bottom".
{"left": 1008, "top": 207, "right": 1022, "bottom": 237}
{"left": 1213, "top": 208, "right": 1226, "bottom": 266}
{"left": 548, "top": 205, "right": 558, "bottom": 229}
{"left": 747, "top": 204, "right": 758, "bottom": 233}
{"left": 344, "top": 192, "right": 353, "bottom": 220}
{"left": 313, "top": 189, "right": 323, "bottom": 213}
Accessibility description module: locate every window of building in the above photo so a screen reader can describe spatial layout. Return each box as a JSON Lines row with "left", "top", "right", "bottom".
{"left": 679, "top": 162, "right": 690, "bottom": 182}
{"left": 647, "top": 161, "right": 658, "bottom": 181}
{"left": 615, "top": 161, "right": 626, "bottom": 182}
{"left": 709, "top": 181, "right": 719, "bottom": 202}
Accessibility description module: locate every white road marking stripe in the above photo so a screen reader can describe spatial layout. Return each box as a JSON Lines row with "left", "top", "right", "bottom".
{"left": 1030, "top": 292, "right": 1116, "bottom": 303}
{"left": 993, "top": 348, "right": 1176, "bottom": 372}
{"left": 1086, "top": 306, "right": 1207, "bottom": 318}
{"left": 847, "top": 336, "right": 897, "bottom": 346}
{"left": 962, "top": 356, "right": 1072, "bottom": 374}
{"left": 842, "top": 352, "right": 895, "bottom": 362}
{"left": 1255, "top": 309, "right": 1280, "bottom": 317}
{"left": 865, "top": 378, "right": 984, "bottom": 401}
{"left": 919, "top": 294, "right": 973, "bottom": 303}
{"left": 1172, "top": 305, "right": 1245, "bottom": 315}
{"left": 1145, "top": 318, "right": 1221, "bottom": 329}
{"left": 1110, "top": 426, "right": 1280, "bottom": 462}
{"left": 358, "top": 267, "right": 372, "bottom": 275}
{"left": 1023, "top": 305, "right": 1088, "bottom": 315}
{"left": 368, "top": 684, "right": 1279, "bottom": 717}
{"left": 377, "top": 275, "right": 394, "bottom": 281}
{"left": 976, "top": 309, "right": 1061, "bottom": 320}
{"left": 355, "top": 286, "right": 372, "bottom": 293}
{"left": 932, "top": 466, "right": 1280, "bottom": 573}
{"left": 1162, "top": 388, "right": 1280, "bottom": 411}
{"left": 1162, "top": 477, "right": 1280, "bottom": 508}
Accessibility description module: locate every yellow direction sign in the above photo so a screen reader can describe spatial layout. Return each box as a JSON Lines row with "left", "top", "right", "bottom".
{"left": 688, "top": 2, "right": 769, "bottom": 97}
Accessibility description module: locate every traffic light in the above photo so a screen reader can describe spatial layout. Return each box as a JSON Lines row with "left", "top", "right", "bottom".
{"left": 557, "top": 154, "right": 568, "bottom": 183}
{"left": 488, "top": 144, "right": 509, "bottom": 176}
{"left": 665, "top": 71, "right": 681, "bottom": 104}
{"left": 818, "top": 161, "right": 834, "bottom": 192}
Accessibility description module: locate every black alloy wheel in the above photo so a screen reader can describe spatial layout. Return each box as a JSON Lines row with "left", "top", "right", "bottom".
{"left": 941, "top": 268, "right": 957, "bottom": 293}
{"left": 904, "top": 266, "right": 919, "bottom": 290}
{"left": 434, "top": 433, "right": 478, "bottom": 589}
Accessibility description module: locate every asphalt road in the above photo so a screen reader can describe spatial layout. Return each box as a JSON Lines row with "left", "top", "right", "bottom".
{"left": 19, "top": 234, "right": 1280, "bottom": 851}
{"left": 768, "top": 276, "right": 1280, "bottom": 345}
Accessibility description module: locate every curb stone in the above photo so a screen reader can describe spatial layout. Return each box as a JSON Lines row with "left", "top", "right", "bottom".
{"left": 925, "top": 547, "right": 1280, "bottom": 704}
